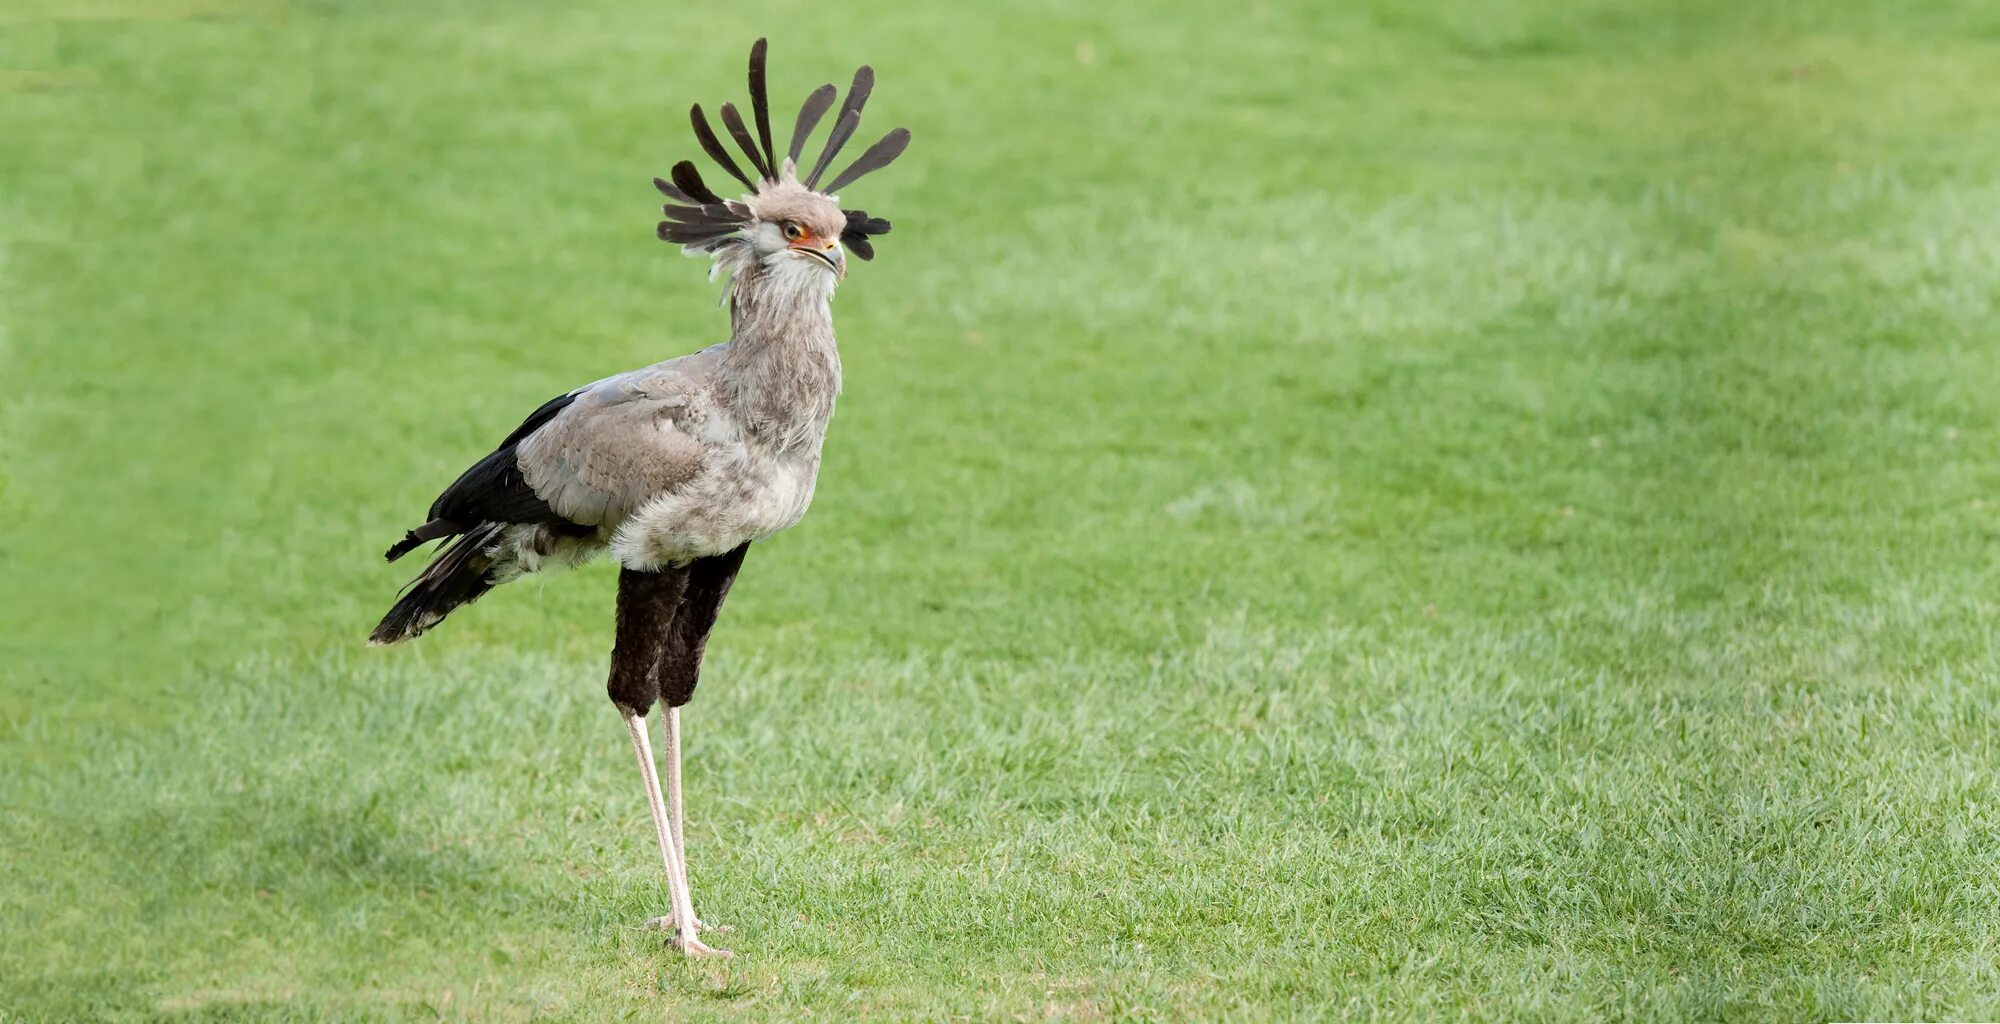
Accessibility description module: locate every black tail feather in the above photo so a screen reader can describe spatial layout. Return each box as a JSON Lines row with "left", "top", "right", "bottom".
{"left": 384, "top": 517, "right": 464, "bottom": 562}
{"left": 369, "top": 522, "right": 506, "bottom": 645}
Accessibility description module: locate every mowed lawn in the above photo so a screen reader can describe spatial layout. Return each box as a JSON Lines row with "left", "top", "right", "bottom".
{"left": 6, "top": 0, "right": 2000, "bottom": 1019}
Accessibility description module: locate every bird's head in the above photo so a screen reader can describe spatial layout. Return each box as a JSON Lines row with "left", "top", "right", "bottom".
{"left": 654, "top": 40, "right": 908, "bottom": 292}
{"left": 738, "top": 183, "right": 852, "bottom": 281}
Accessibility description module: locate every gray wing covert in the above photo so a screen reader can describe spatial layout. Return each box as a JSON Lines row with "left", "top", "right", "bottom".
{"left": 515, "top": 367, "right": 708, "bottom": 527}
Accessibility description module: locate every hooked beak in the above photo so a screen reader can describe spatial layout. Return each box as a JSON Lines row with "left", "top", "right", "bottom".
{"left": 792, "top": 241, "right": 845, "bottom": 280}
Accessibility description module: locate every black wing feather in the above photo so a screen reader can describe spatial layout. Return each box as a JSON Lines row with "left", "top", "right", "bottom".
{"left": 425, "top": 390, "right": 584, "bottom": 527}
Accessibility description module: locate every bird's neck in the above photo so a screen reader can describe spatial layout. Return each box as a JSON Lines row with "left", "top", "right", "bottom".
{"left": 720, "top": 261, "right": 842, "bottom": 449}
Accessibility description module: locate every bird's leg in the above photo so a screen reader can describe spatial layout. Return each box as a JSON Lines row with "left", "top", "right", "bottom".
{"left": 644, "top": 544, "right": 750, "bottom": 937}
{"left": 645, "top": 705, "right": 729, "bottom": 934}
{"left": 620, "top": 712, "right": 726, "bottom": 958}
{"left": 665, "top": 704, "right": 686, "bottom": 871}
{"left": 611, "top": 566, "right": 727, "bottom": 958}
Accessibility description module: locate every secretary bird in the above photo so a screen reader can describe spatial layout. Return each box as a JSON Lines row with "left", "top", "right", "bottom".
{"left": 368, "top": 39, "right": 910, "bottom": 958}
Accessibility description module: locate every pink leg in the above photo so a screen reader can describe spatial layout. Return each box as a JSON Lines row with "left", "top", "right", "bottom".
{"left": 622, "top": 711, "right": 729, "bottom": 958}
{"left": 647, "top": 706, "right": 728, "bottom": 934}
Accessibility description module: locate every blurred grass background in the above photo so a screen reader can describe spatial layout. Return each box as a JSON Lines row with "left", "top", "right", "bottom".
{"left": 4, "top": 0, "right": 2000, "bottom": 1020}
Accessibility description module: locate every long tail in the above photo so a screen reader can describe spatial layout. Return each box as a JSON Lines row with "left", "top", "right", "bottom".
{"left": 368, "top": 521, "right": 507, "bottom": 645}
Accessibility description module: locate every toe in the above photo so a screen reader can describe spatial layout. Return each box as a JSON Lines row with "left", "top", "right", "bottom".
{"left": 672, "top": 933, "right": 733, "bottom": 959}
{"left": 647, "top": 915, "right": 729, "bottom": 934}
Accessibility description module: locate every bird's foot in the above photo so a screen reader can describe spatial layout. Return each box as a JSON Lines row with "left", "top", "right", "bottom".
{"left": 670, "top": 931, "right": 733, "bottom": 959}
{"left": 645, "top": 914, "right": 733, "bottom": 935}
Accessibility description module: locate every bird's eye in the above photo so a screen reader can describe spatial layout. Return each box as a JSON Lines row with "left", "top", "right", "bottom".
{"left": 781, "top": 221, "right": 803, "bottom": 241}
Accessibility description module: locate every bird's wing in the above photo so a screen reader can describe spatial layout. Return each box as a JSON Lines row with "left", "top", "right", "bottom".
{"left": 512, "top": 360, "right": 713, "bottom": 527}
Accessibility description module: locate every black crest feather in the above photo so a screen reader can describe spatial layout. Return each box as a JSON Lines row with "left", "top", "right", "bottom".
{"left": 690, "top": 104, "right": 756, "bottom": 191}
{"left": 669, "top": 160, "right": 724, "bottom": 205}
{"left": 719, "top": 103, "right": 773, "bottom": 182}
{"left": 841, "top": 208, "right": 891, "bottom": 261}
{"left": 835, "top": 65, "right": 876, "bottom": 127}
{"left": 823, "top": 128, "right": 911, "bottom": 194}
{"left": 805, "top": 66, "right": 874, "bottom": 188}
{"left": 747, "top": 38, "right": 777, "bottom": 178}
{"left": 806, "top": 109, "right": 861, "bottom": 190}
{"left": 787, "top": 84, "right": 839, "bottom": 167}
{"left": 655, "top": 43, "right": 910, "bottom": 260}
{"left": 653, "top": 176, "right": 696, "bottom": 205}
{"left": 661, "top": 203, "right": 736, "bottom": 227}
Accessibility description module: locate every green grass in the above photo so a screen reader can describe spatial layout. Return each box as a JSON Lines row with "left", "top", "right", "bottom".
{"left": 5, "top": 0, "right": 2000, "bottom": 1019}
